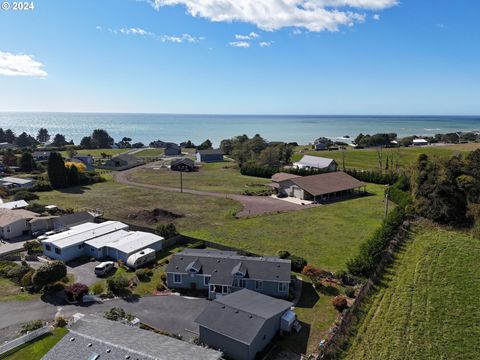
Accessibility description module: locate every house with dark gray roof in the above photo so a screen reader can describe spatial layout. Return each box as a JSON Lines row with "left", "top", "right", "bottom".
{"left": 42, "top": 314, "right": 222, "bottom": 360}
{"left": 164, "top": 142, "right": 182, "bottom": 156}
{"left": 196, "top": 149, "right": 224, "bottom": 163}
{"left": 171, "top": 157, "right": 195, "bottom": 172}
{"left": 195, "top": 289, "right": 294, "bottom": 360}
{"left": 100, "top": 153, "right": 145, "bottom": 171}
{"left": 166, "top": 249, "right": 291, "bottom": 299}
{"left": 52, "top": 211, "right": 96, "bottom": 231}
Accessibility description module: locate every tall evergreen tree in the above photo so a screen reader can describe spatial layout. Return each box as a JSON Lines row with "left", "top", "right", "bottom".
{"left": 47, "top": 152, "right": 68, "bottom": 189}
{"left": 36, "top": 128, "right": 50, "bottom": 143}
{"left": 5, "top": 129, "right": 15, "bottom": 143}
{"left": 91, "top": 129, "right": 114, "bottom": 148}
{"left": 66, "top": 164, "right": 80, "bottom": 186}
{"left": 19, "top": 151, "right": 36, "bottom": 172}
{"left": 51, "top": 134, "right": 68, "bottom": 147}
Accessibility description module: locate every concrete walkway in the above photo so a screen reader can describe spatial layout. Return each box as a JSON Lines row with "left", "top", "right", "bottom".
{"left": 114, "top": 166, "right": 316, "bottom": 217}
{"left": 0, "top": 237, "right": 30, "bottom": 256}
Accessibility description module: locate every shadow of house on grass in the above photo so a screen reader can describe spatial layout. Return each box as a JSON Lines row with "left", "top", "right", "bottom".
{"left": 57, "top": 185, "right": 91, "bottom": 195}
{"left": 296, "top": 281, "right": 320, "bottom": 309}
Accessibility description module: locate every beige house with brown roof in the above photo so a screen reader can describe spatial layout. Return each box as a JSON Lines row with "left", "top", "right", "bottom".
{"left": 0, "top": 208, "right": 39, "bottom": 240}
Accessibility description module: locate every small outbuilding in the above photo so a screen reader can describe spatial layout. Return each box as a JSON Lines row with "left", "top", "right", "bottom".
{"left": 413, "top": 138, "right": 429, "bottom": 146}
{"left": 0, "top": 177, "right": 36, "bottom": 189}
{"left": 164, "top": 143, "right": 182, "bottom": 156}
{"left": 0, "top": 200, "right": 29, "bottom": 210}
{"left": 196, "top": 149, "right": 224, "bottom": 163}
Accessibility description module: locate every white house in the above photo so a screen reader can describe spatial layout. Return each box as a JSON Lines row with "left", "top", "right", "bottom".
{"left": 293, "top": 155, "right": 337, "bottom": 172}
{"left": 0, "top": 177, "right": 36, "bottom": 189}
{"left": 413, "top": 139, "right": 429, "bottom": 146}
{"left": 0, "top": 200, "right": 29, "bottom": 210}
{"left": 42, "top": 221, "right": 164, "bottom": 265}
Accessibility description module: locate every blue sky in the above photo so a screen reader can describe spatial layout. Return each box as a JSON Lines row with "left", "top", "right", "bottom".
{"left": 0, "top": 0, "right": 479, "bottom": 115}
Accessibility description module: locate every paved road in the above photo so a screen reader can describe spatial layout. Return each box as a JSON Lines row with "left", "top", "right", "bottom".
{"left": 114, "top": 166, "right": 315, "bottom": 217}
{"left": 0, "top": 295, "right": 208, "bottom": 339}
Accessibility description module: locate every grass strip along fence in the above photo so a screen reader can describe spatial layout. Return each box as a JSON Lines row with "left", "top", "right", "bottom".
{"left": 317, "top": 178, "right": 413, "bottom": 359}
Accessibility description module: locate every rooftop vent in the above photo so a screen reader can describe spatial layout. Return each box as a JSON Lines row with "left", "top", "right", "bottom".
{"left": 235, "top": 310, "right": 239, "bottom": 314}
{"left": 69, "top": 337, "right": 75, "bottom": 342}
{"left": 87, "top": 343, "right": 92, "bottom": 347}
{"left": 106, "top": 349, "right": 111, "bottom": 353}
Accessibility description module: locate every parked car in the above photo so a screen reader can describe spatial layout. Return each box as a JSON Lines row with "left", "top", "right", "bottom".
{"left": 32, "top": 230, "right": 47, "bottom": 237}
{"left": 94, "top": 261, "right": 115, "bottom": 276}
{"left": 276, "top": 193, "right": 288, "bottom": 198}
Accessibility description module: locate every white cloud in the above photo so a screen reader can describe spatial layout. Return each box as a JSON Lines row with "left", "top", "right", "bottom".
{"left": 292, "top": 28, "right": 303, "bottom": 35}
{"left": 373, "top": 14, "right": 380, "bottom": 20}
{"left": 0, "top": 51, "right": 47, "bottom": 78}
{"left": 235, "top": 32, "right": 260, "bottom": 40}
{"left": 259, "top": 41, "right": 273, "bottom": 47}
{"left": 148, "top": 0, "right": 398, "bottom": 32}
{"left": 98, "top": 26, "right": 204, "bottom": 43}
{"left": 229, "top": 41, "right": 251, "bottom": 48}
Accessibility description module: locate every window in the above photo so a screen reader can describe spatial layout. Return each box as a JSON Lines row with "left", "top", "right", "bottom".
{"left": 173, "top": 274, "right": 182, "bottom": 284}
{"left": 239, "top": 279, "right": 246, "bottom": 288}
{"left": 255, "top": 281, "right": 263, "bottom": 290}
{"left": 46, "top": 245, "right": 51, "bottom": 251}
{"left": 6, "top": 226, "right": 10, "bottom": 233}
{"left": 55, "top": 247, "right": 61, "bottom": 255}
{"left": 204, "top": 276, "right": 211, "bottom": 286}
{"left": 279, "top": 282, "right": 288, "bottom": 292}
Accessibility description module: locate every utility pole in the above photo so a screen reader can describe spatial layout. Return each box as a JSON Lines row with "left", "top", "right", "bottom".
{"left": 180, "top": 170, "right": 183, "bottom": 193}
{"left": 342, "top": 147, "right": 346, "bottom": 171}
{"left": 384, "top": 184, "right": 390, "bottom": 219}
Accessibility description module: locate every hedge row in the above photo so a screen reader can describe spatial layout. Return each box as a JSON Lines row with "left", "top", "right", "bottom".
{"left": 346, "top": 180, "right": 412, "bottom": 277}
{"left": 240, "top": 166, "right": 280, "bottom": 178}
{"left": 344, "top": 168, "right": 398, "bottom": 185}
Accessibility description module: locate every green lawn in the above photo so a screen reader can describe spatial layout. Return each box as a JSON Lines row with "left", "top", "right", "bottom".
{"left": 37, "top": 179, "right": 386, "bottom": 271}
{"left": 133, "top": 148, "right": 164, "bottom": 157}
{"left": 293, "top": 143, "right": 480, "bottom": 171}
{"left": 0, "top": 278, "right": 40, "bottom": 302}
{"left": 129, "top": 161, "right": 270, "bottom": 194}
{"left": 60, "top": 148, "right": 127, "bottom": 158}
{"left": 342, "top": 221, "right": 480, "bottom": 360}
{"left": 0, "top": 327, "right": 68, "bottom": 360}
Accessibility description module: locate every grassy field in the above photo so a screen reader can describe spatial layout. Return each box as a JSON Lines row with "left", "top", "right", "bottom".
{"left": 342, "top": 221, "right": 480, "bottom": 360}
{"left": 293, "top": 143, "right": 480, "bottom": 171}
{"left": 130, "top": 162, "right": 270, "bottom": 194}
{"left": 133, "top": 148, "right": 164, "bottom": 157}
{"left": 0, "top": 278, "right": 40, "bottom": 302}
{"left": 60, "top": 148, "right": 127, "bottom": 158}
{"left": 37, "top": 179, "right": 386, "bottom": 271}
{"left": 0, "top": 327, "right": 68, "bottom": 360}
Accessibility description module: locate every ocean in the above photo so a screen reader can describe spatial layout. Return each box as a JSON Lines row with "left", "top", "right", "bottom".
{"left": 0, "top": 113, "right": 479, "bottom": 146}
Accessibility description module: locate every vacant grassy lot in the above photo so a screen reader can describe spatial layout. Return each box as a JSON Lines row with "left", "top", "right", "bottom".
{"left": 133, "top": 148, "right": 164, "bottom": 157}
{"left": 37, "top": 179, "right": 385, "bottom": 271}
{"left": 293, "top": 143, "right": 480, "bottom": 171}
{"left": 0, "top": 278, "right": 40, "bottom": 302}
{"left": 343, "top": 221, "right": 480, "bottom": 360}
{"left": 0, "top": 327, "right": 68, "bottom": 360}
{"left": 130, "top": 161, "right": 270, "bottom": 194}
{"left": 60, "top": 148, "right": 127, "bottom": 158}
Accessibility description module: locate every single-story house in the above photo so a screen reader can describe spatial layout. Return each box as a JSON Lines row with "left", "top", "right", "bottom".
{"left": 100, "top": 153, "right": 145, "bottom": 171}
{"left": 164, "top": 143, "right": 182, "bottom": 156}
{"left": 84, "top": 230, "right": 164, "bottom": 262}
{"left": 413, "top": 138, "right": 429, "bottom": 146}
{"left": 0, "top": 208, "right": 39, "bottom": 240}
{"left": 42, "top": 314, "right": 222, "bottom": 360}
{"left": 0, "top": 176, "right": 36, "bottom": 189}
{"left": 166, "top": 249, "right": 291, "bottom": 299}
{"left": 171, "top": 158, "right": 195, "bottom": 172}
{"left": 196, "top": 149, "right": 224, "bottom": 163}
{"left": 42, "top": 221, "right": 164, "bottom": 264}
{"left": 42, "top": 221, "right": 130, "bottom": 262}
{"left": 273, "top": 171, "right": 365, "bottom": 201}
{"left": 293, "top": 155, "right": 337, "bottom": 172}
{"left": 29, "top": 216, "right": 55, "bottom": 233}
{"left": 32, "top": 151, "right": 51, "bottom": 161}
{"left": 314, "top": 142, "right": 328, "bottom": 151}
{"left": 196, "top": 289, "right": 294, "bottom": 360}
{"left": 52, "top": 211, "right": 96, "bottom": 231}
{"left": 0, "top": 200, "right": 29, "bottom": 210}
{"left": 72, "top": 154, "right": 93, "bottom": 166}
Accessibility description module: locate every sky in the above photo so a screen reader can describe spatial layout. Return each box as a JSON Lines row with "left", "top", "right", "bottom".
{"left": 0, "top": 0, "right": 479, "bottom": 115}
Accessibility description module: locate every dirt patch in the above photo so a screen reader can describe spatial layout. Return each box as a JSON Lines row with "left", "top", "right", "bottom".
{"left": 127, "top": 208, "right": 184, "bottom": 224}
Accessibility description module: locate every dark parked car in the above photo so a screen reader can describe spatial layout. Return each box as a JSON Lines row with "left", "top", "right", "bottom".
{"left": 276, "top": 193, "right": 288, "bottom": 198}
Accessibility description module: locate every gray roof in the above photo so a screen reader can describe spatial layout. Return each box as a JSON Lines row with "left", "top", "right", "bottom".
{"left": 171, "top": 158, "right": 195, "bottom": 167}
{"left": 167, "top": 249, "right": 291, "bottom": 285}
{"left": 55, "top": 212, "right": 95, "bottom": 227}
{"left": 295, "top": 155, "right": 336, "bottom": 169}
{"left": 42, "top": 314, "right": 222, "bottom": 360}
{"left": 195, "top": 289, "right": 292, "bottom": 345}
{"left": 196, "top": 149, "right": 223, "bottom": 156}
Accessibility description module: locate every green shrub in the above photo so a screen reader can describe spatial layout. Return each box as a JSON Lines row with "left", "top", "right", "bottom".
{"left": 21, "top": 320, "right": 44, "bottom": 333}
{"left": 0, "top": 260, "right": 19, "bottom": 277}
{"left": 26, "top": 202, "right": 46, "bottom": 214}
{"left": 277, "top": 250, "right": 291, "bottom": 259}
{"left": 104, "top": 307, "right": 132, "bottom": 321}
{"left": 289, "top": 255, "right": 308, "bottom": 272}
{"left": 240, "top": 165, "right": 279, "bottom": 179}
{"left": 91, "top": 282, "right": 104, "bottom": 295}
{"left": 135, "top": 269, "right": 151, "bottom": 282}
{"left": 21, "top": 270, "right": 34, "bottom": 287}
{"left": 160, "top": 273, "right": 167, "bottom": 282}
{"left": 55, "top": 317, "right": 67, "bottom": 328}
{"left": 32, "top": 261, "right": 67, "bottom": 289}
{"left": 107, "top": 275, "right": 129, "bottom": 294}
{"left": 13, "top": 190, "right": 39, "bottom": 201}
{"left": 345, "top": 286, "right": 355, "bottom": 298}
{"left": 187, "top": 240, "right": 206, "bottom": 249}
{"left": 65, "top": 283, "right": 89, "bottom": 302}
{"left": 7, "top": 265, "right": 31, "bottom": 284}
{"left": 23, "top": 240, "right": 43, "bottom": 255}
{"left": 155, "top": 223, "right": 179, "bottom": 239}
